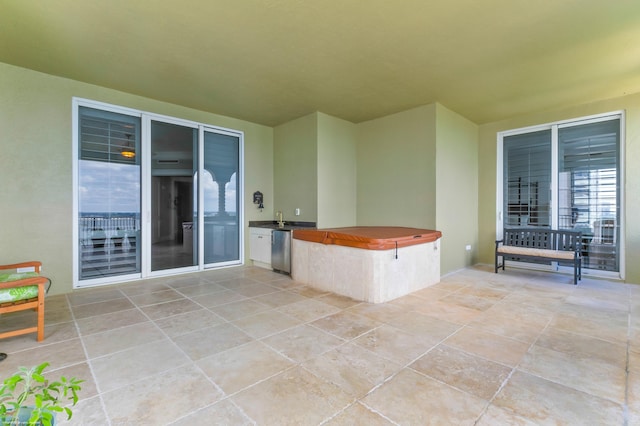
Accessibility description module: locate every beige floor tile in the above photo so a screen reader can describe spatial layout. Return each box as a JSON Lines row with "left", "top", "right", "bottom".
{"left": 173, "top": 282, "right": 228, "bottom": 297}
{"left": 231, "top": 282, "right": 281, "bottom": 297}
{"left": 439, "top": 292, "right": 497, "bottom": 312}
{"left": 74, "top": 307, "right": 148, "bottom": 336}
{"left": 493, "top": 371, "right": 623, "bottom": 424}
{"left": 444, "top": 326, "right": 530, "bottom": 367}
{"left": 44, "top": 306, "right": 74, "bottom": 325}
{"left": 628, "top": 363, "right": 640, "bottom": 426}
{"left": 139, "top": 298, "right": 202, "bottom": 320}
{"left": 303, "top": 342, "right": 402, "bottom": 398}
{"left": 71, "top": 297, "right": 135, "bottom": 320}
{"left": 116, "top": 279, "right": 170, "bottom": 296}
{"left": 197, "top": 340, "right": 294, "bottom": 394}
{"left": 127, "top": 288, "right": 185, "bottom": 306}
{"left": 171, "top": 322, "right": 252, "bottom": 360}
{"left": 5, "top": 266, "right": 632, "bottom": 425}
{"left": 475, "top": 404, "right": 538, "bottom": 426}
{"left": 276, "top": 298, "right": 341, "bottom": 322}
{"left": 252, "top": 289, "right": 308, "bottom": 308}
{"left": 50, "top": 361, "right": 98, "bottom": 401}
{"left": 82, "top": 321, "right": 163, "bottom": 358}
{"left": 550, "top": 312, "right": 628, "bottom": 344}
{"left": 387, "top": 310, "right": 461, "bottom": 340}
{"left": 0, "top": 320, "right": 78, "bottom": 353}
{"left": 67, "top": 288, "right": 124, "bottom": 306}
{"left": 190, "top": 289, "right": 247, "bottom": 308}
{"left": 232, "top": 309, "right": 302, "bottom": 339}
{"left": 208, "top": 298, "right": 271, "bottom": 321}
{"left": 58, "top": 395, "right": 108, "bottom": 426}
{"left": 518, "top": 344, "right": 626, "bottom": 403}
{"left": 536, "top": 326, "right": 627, "bottom": 368}
{"left": 324, "top": 402, "right": 394, "bottom": 425}
{"left": 0, "top": 338, "right": 86, "bottom": 374}
{"left": 413, "top": 299, "right": 484, "bottom": 324}
{"left": 469, "top": 309, "right": 550, "bottom": 344}
{"left": 352, "top": 324, "right": 437, "bottom": 364}
{"left": 289, "top": 285, "right": 331, "bottom": 298}
{"left": 232, "top": 366, "right": 352, "bottom": 425}
{"left": 456, "top": 283, "right": 511, "bottom": 301}
{"left": 154, "top": 308, "right": 225, "bottom": 338}
{"left": 171, "top": 399, "right": 254, "bottom": 426}
{"left": 316, "top": 293, "right": 361, "bottom": 309}
{"left": 263, "top": 324, "right": 344, "bottom": 363}
{"left": 410, "top": 344, "right": 512, "bottom": 400}
{"left": 362, "top": 368, "right": 487, "bottom": 425}
{"left": 311, "top": 311, "right": 381, "bottom": 340}
{"left": 428, "top": 280, "right": 471, "bottom": 293}
{"left": 345, "top": 302, "right": 407, "bottom": 323}
{"left": 102, "top": 364, "right": 223, "bottom": 425}
{"left": 216, "top": 276, "right": 262, "bottom": 289}
{"left": 91, "top": 339, "right": 189, "bottom": 393}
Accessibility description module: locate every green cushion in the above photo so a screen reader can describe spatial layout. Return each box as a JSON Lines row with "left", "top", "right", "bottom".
{"left": 0, "top": 272, "right": 40, "bottom": 303}
{"left": 0, "top": 272, "right": 39, "bottom": 283}
{"left": 0, "top": 286, "right": 38, "bottom": 303}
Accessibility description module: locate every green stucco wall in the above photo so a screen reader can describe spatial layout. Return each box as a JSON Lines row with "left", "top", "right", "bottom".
{"left": 0, "top": 62, "right": 273, "bottom": 295}
{"left": 317, "top": 113, "right": 357, "bottom": 228}
{"left": 356, "top": 104, "right": 437, "bottom": 228}
{"left": 435, "top": 104, "right": 479, "bottom": 275}
{"left": 273, "top": 113, "right": 318, "bottom": 223}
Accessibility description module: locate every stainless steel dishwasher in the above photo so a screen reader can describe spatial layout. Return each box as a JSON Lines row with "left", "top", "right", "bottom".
{"left": 271, "top": 229, "right": 291, "bottom": 274}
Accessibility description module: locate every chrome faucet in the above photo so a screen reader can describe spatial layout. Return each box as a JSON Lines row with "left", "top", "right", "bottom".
{"left": 276, "top": 211, "right": 284, "bottom": 228}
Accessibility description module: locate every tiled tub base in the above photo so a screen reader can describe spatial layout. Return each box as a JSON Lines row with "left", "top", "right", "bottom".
{"left": 291, "top": 238, "right": 440, "bottom": 303}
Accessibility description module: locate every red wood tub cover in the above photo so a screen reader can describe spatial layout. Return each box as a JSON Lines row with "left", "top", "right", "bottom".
{"left": 292, "top": 226, "right": 442, "bottom": 250}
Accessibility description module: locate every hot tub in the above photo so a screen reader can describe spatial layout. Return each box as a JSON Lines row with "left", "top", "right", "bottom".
{"left": 292, "top": 226, "right": 442, "bottom": 303}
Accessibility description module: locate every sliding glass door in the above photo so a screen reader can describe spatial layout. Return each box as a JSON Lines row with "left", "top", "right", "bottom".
{"left": 150, "top": 120, "right": 198, "bottom": 272}
{"left": 499, "top": 114, "right": 622, "bottom": 276}
{"left": 202, "top": 130, "right": 240, "bottom": 265}
{"left": 77, "top": 107, "right": 141, "bottom": 280}
{"left": 74, "top": 100, "right": 243, "bottom": 287}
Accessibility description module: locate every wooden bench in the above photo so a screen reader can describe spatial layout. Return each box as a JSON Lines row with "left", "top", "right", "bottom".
{"left": 495, "top": 228, "right": 582, "bottom": 284}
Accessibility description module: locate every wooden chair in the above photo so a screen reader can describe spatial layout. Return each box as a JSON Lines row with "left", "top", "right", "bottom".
{"left": 0, "top": 261, "right": 50, "bottom": 342}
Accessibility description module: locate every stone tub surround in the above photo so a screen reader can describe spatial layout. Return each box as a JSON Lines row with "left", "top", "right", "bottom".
{"left": 292, "top": 237, "right": 441, "bottom": 303}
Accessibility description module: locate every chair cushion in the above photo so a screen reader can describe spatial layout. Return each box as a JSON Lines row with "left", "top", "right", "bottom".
{"left": 0, "top": 272, "right": 40, "bottom": 303}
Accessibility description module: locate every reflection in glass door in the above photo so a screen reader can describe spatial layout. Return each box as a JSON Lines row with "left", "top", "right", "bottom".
{"left": 150, "top": 121, "right": 198, "bottom": 272}
{"left": 78, "top": 107, "right": 141, "bottom": 280}
{"left": 202, "top": 130, "right": 240, "bottom": 264}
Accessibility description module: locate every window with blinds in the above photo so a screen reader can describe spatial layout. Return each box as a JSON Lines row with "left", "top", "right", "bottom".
{"left": 500, "top": 115, "right": 621, "bottom": 274}
{"left": 503, "top": 130, "right": 551, "bottom": 228}
{"left": 558, "top": 119, "right": 620, "bottom": 271}
{"left": 78, "top": 107, "right": 142, "bottom": 280}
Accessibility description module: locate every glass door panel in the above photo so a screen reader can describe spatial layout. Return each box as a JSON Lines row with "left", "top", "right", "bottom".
{"left": 503, "top": 130, "right": 552, "bottom": 228}
{"left": 558, "top": 119, "right": 620, "bottom": 272}
{"left": 203, "top": 130, "right": 240, "bottom": 264}
{"left": 150, "top": 121, "right": 198, "bottom": 271}
{"left": 78, "top": 107, "right": 141, "bottom": 279}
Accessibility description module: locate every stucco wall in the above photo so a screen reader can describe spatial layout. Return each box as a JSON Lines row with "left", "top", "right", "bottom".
{"left": 0, "top": 62, "right": 274, "bottom": 295}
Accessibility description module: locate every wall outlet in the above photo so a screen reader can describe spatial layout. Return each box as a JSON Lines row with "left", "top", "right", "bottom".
{"left": 295, "top": 208, "right": 300, "bottom": 216}
{"left": 465, "top": 245, "right": 472, "bottom": 251}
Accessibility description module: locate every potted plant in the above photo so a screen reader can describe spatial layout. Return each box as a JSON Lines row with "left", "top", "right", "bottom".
{"left": 0, "top": 362, "right": 83, "bottom": 426}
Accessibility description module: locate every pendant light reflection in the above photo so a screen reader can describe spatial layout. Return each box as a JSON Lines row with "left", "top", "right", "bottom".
{"left": 121, "top": 133, "right": 135, "bottom": 158}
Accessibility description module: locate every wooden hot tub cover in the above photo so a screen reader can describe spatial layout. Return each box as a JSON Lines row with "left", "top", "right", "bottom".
{"left": 292, "top": 226, "right": 442, "bottom": 250}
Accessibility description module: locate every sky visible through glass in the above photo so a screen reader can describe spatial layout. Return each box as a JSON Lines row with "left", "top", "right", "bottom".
{"left": 79, "top": 161, "right": 236, "bottom": 214}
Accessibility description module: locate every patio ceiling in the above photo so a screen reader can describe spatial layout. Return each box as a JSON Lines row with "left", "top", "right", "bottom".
{"left": 1, "top": 0, "right": 640, "bottom": 126}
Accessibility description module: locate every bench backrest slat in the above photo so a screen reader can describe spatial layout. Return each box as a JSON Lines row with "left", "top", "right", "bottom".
{"left": 503, "top": 228, "right": 581, "bottom": 251}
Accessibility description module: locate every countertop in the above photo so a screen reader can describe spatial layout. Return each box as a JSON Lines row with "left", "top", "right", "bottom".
{"left": 249, "top": 220, "right": 316, "bottom": 231}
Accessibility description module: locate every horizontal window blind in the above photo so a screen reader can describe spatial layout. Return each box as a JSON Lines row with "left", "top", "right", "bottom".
{"left": 559, "top": 119, "right": 620, "bottom": 272}
{"left": 503, "top": 130, "right": 552, "bottom": 228}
